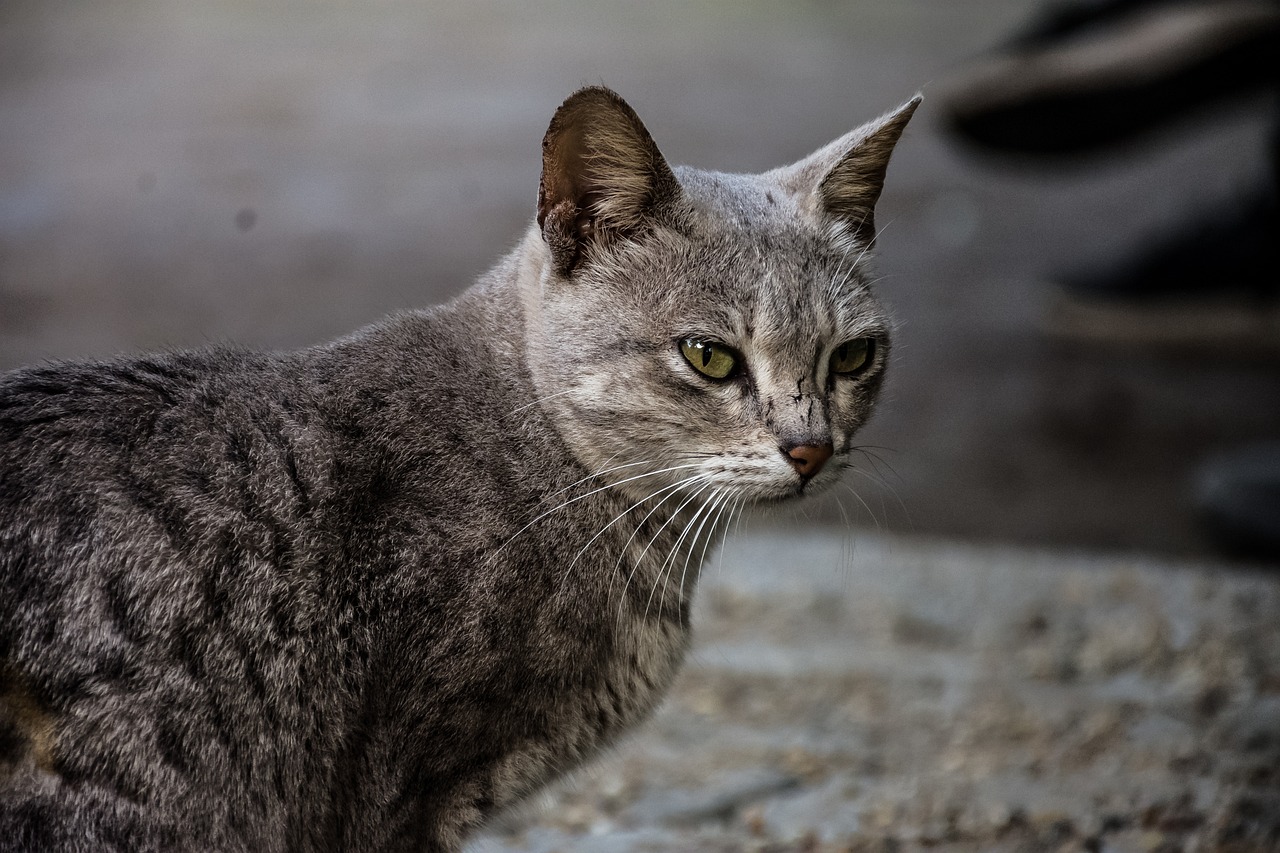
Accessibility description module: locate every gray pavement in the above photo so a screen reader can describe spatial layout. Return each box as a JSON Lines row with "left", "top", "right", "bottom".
{"left": 470, "top": 532, "right": 1280, "bottom": 852}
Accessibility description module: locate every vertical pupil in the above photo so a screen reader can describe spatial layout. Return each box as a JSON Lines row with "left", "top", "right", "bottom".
{"left": 838, "top": 343, "right": 849, "bottom": 362}
{"left": 701, "top": 346, "right": 712, "bottom": 367}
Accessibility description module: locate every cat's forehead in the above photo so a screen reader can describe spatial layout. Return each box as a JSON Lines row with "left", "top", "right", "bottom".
{"left": 666, "top": 166, "right": 880, "bottom": 330}
{"left": 672, "top": 167, "right": 857, "bottom": 284}
{"left": 674, "top": 166, "right": 804, "bottom": 229}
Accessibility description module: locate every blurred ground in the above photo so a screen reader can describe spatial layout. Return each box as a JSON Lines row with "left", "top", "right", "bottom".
{"left": 3, "top": 0, "right": 1279, "bottom": 558}
{"left": 471, "top": 533, "right": 1280, "bottom": 852}
{"left": 3, "top": 3, "right": 1280, "bottom": 851}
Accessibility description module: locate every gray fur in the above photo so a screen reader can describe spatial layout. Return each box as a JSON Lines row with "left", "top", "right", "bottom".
{"left": 0, "top": 87, "right": 918, "bottom": 851}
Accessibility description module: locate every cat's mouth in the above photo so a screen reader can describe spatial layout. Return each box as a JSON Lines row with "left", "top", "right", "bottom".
{"left": 747, "top": 462, "right": 843, "bottom": 505}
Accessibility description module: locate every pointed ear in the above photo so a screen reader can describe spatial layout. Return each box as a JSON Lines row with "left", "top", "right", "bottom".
{"left": 537, "top": 87, "right": 680, "bottom": 276}
{"left": 783, "top": 95, "right": 921, "bottom": 247}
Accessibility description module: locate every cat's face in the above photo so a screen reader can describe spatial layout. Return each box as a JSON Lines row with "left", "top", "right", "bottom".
{"left": 525, "top": 87, "right": 917, "bottom": 508}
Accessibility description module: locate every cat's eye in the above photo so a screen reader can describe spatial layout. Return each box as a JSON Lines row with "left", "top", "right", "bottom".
{"left": 680, "top": 340, "right": 738, "bottom": 380}
{"left": 830, "top": 338, "right": 875, "bottom": 376}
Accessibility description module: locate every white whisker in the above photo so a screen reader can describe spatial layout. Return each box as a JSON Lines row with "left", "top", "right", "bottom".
{"left": 841, "top": 482, "right": 882, "bottom": 534}
{"left": 605, "top": 473, "right": 712, "bottom": 606}
{"left": 716, "top": 497, "right": 746, "bottom": 577}
{"left": 668, "top": 487, "right": 725, "bottom": 610}
{"left": 498, "top": 462, "right": 706, "bottom": 554}
{"left": 547, "top": 457, "right": 661, "bottom": 500}
{"left": 505, "top": 388, "right": 577, "bottom": 417}
{"left": 647, "top": 486, "right": 720, "bottom": 621}
{"left": 684, "top": 490, "right": 733, "bottom": 600}
{"left": 558, "top": 474, "right": 704, "bottom": 592}
{"left": 623, "top": 481, "right": 711, "bottom": 622}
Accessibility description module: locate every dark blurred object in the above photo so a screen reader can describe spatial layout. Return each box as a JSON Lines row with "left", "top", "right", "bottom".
{"left": 1059, "top": 190, "right": 1279, "bottom": 302}
{"left": 941, "top": 0, "right": 1280, "bottom": 308}
{"left": 1198, "top": 444, "right": 1280, "bottom": 558}
{"left": 943, "top": 0, "right": 1280, "bottom": 155}
{"left": 941, "top": 0, "right": 1280, "bottom": 561}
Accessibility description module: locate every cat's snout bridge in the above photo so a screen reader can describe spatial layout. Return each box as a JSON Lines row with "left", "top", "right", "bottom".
{"left": 782, "top": 442, "right": 833, "bottom": 478}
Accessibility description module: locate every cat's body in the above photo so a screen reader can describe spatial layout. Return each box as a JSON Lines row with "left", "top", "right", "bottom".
{"left": 1, "top": 279, "right": 688, "bottom": 851}
{"left": 0, "top": 88, "right": 918, "bottom": 851}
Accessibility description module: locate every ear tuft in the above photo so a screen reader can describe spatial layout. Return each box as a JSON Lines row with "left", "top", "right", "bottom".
{"left": 787, "top": 95, "right": 921, "bottom": 248}
{"left": 537, "top": 87, "right": 678, "bottom": 276}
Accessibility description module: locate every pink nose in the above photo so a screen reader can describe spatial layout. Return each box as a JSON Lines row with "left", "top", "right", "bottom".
{"left": 784, "top": 443, "right": 833, "bottom": 478}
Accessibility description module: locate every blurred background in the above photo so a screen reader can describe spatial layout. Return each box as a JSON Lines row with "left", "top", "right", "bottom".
{"left": 2, "top": 0, "right": 1278, "bottom": 559}
{"left": 4, "top": 0, "right": 1278, "bottom": 562}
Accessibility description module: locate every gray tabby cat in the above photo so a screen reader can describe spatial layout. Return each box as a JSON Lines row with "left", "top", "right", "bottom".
{"left": 0, "top": 87, "right": 918, "bottom": 851}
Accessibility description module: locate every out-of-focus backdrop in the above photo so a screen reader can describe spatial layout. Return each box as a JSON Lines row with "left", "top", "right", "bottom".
{"left": 4, "top": 2, "right": 1280, "bottom": 850}
{"left": 3, "top": 0, "right": 1277, "bottom": 558}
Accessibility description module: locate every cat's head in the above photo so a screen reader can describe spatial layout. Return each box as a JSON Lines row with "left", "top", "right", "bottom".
{"left": 522, "top": 86, "right": 919, "bottom": 507}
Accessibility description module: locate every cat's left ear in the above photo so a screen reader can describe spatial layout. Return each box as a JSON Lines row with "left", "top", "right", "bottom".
{"left": 782, "top": 95, "right": 922, "bottom": 247}
{"left": 537, "top": 87, "right": 681, "bottom": 277}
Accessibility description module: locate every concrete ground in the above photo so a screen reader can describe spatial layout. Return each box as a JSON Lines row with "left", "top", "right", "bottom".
{"left": 471, "top": 532, "right": 1280, "bottom": 852}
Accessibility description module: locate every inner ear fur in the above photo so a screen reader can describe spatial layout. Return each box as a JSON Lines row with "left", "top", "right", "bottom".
{"left": 537, "top": 86, "right": 679, "bottom": 276}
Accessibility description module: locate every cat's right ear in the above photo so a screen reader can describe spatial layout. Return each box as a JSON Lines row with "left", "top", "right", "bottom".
{"left": 537, "top": 87, "right": 680, "bottom": 277}
{"left": 781, "top": 94, "right": 922, "bottom": 249}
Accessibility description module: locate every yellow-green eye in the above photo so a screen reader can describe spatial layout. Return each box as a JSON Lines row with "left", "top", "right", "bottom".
{"left": 831, "top": 338, "right": 874, "bottom": 375}
{"left": 680, "top": 340, "right": 737, "bottom": 380}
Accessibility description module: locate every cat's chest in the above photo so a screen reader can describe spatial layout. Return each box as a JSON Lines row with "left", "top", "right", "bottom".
{"left": 471, "top": 552, "right": 689, "bottom": 794}
{"left": 483, "top": 609, "right": 689, "bottom": 813}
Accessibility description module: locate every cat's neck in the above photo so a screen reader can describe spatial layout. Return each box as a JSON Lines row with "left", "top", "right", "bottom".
{"left": 303, "top": 237, "right": 713, "bottom": 614}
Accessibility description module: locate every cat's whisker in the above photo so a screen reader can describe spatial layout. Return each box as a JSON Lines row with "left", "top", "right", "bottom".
{"left": 848, "top": 444, "right": 901, "bottom": 474}
{"left": 547, "top": 457, "right": 663, "bottom": 500}
{"left": 678, "top": 494, "right": 725, "bottom": 607}
{"left": 670, "top": 487, "right": 726, "bottom": 609}
{"left": 645, "top": 484, "right": 716, "bottom": 617}
{"left": 504, "top": 388, "right": 578, "bottom": 417}
{"left": 841, "top": 482, "right": 884, "bottom": 534}
{"left": 831, "top": 492, "right": 857, "bottom": 574}
{"left": 832, "top": 490, "right": 852, "bottom": 527}
{"left": 499, "top": 462, "right": 708, "bottom": 553}
{"left": 847, "top": 442, "right": 899, "bottom": 455}
{"left": 685, "top": 489, "right": 734, "bottom": 600}
{"left": 844, "top": 449, "right": 910, "bottom": 524}
{"left": 632, "top": 482, "right": 714, "bottom": 624}
{"left": 549, "top": 452, "right": 716, "bottom": 502}
{"left": 842, "top": 459, "right": 895, "bottom": 495}
{"left": 713, "top": 496, "right": 743, "bottom": 578}
{"left": 604, "top": 473, "right": 712, "bottom": 607}
{"left": 856, "top": 468, "right": 911, "bottom": 527}
{"left": 845, "top": 447, "right": 906, "bottom": 500}
{"left": 559, "top": 474, "right": 704, "bottom": 593}
{"left": 615, "top": 478, "right": 711, "bottom": 620}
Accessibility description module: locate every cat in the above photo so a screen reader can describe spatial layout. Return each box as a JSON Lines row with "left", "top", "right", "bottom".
{"left": 0, "top": 86, "right": 918, "bottom": 851}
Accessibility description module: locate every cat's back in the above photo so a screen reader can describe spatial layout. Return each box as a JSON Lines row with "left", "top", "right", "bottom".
{"left": 0, "top": 296, "right": 531, "bottom": 635}
{"left": 4, "top": 348, "right": 249, "bottom": 463}
{"left": 0, "top": 347, "right": 319, "bottom": 567}
{"left": 0, "top": 346, "right": 343, "bottom": 850}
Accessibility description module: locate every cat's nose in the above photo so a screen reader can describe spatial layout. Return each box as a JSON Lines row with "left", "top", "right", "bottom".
{"left": 783, "top": 442, "right": 834, "bottom": 478}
